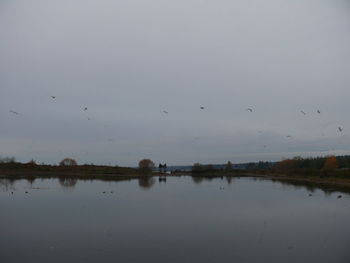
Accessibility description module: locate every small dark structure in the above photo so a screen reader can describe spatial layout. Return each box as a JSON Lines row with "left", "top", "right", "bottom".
{"left": 158, "top": 163, "right": 167, "bottom": 173}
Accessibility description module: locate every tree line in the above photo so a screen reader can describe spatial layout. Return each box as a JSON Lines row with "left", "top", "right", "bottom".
{"left": 0, "top": 156, "right": 159, "bottom": 176}
{"left": 191, "top": 156, "right": 350, "bottom": 177}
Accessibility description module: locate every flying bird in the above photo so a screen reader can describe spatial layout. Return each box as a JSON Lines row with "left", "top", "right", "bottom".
{"left": 317, "top": 110, "right": 321, "bottom": 114}
{"left": 338, "top": 127, "right": 343, "bottom": 132}
{"left": 301, "top": 110, "right": 307, "bottom": 115}
{"left": 162, "top": 110, "right": 168, "bottom": 114}
{"left": 286, "top": 135, "right": 292, "bottom": 138}
{"left": 246, "top": 108, "right": 253, "bottom": 112}
{"left": 51, "top": 96, "right": 56, "bottom": 99}
{"left": 9, "top": 110, "right": 19, "bottom": 115}
{"left": 200, "top": 106, "right": 205, "bottom": 110}
{"left": 84, "top": 107, "right": 88, "bottom": 111}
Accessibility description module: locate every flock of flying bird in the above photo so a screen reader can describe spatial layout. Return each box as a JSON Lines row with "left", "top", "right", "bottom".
{"left": 8, "top": 96, "right": 344, "bottom": 142}
{"left": 10, "top": 96, "right": 90, "bottom": 118}
{"left": 245, "top": 107, "right": 344, "bottom": 135}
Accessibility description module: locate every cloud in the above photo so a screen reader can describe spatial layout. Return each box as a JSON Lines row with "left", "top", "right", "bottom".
{"left": 1, "top": 0, "right": 350, "bottom": 165}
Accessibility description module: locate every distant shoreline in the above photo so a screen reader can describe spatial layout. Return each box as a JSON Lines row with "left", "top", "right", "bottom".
{"left": 1, "top": 169, "right": 350, "bottom": 194}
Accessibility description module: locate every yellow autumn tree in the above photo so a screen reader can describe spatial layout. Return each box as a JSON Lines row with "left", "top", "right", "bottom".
{"left": 276, "top": 159, "right": 295, "bottom": 172}
{"left": 323, "top": 156, "right": 338, "bottom": 170}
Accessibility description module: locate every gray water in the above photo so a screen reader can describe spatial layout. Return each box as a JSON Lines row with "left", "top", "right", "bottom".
{"left": 1, "top": 176, "right": 350, "bottom": 263}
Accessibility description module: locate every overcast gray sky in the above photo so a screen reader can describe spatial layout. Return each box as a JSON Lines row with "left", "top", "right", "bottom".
{"left": 1, "top": 0, "right": 350, "bottom": 166}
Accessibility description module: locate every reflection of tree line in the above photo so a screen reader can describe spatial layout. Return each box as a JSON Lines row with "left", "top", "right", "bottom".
{"left": 255, "top": 177, "right": 350, "bottom": 195}
{"left": 192, "top": 176, "right": 234, "bottom": 184}
{"left": 58, "top": 176, "right": 157, "bottom": 190}
{"left": 1, "top": 176, "right": 157, "bottom": 191}
{"left": 0, "top": 176, "right": 156, "bottom": 192}
{"left": 57, "top": 176, "right": 157, "bottom": 190}
{"left": 0, "top": 176, "right": 79, "bottom": 190}
{"left": 1, "top": 175, "right": 349, "bottom": 194}
{"left": 0, "top": 178, "right": 16, "bottom": 191}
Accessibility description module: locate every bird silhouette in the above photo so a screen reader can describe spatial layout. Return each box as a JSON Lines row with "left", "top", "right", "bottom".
{"left": 286, "top": 135, "right": 292, "bottom": 138}
{"left": 301, "top": 110, "right": 307, "bottom": 115}
{"left": 200, "top": 106, "right": 204, "bottom": 110}
{"left": 246, "top": 108, "right": 253, "bottom": 112}
{"left": 51, "top": 96, "right": 56, "bottom": 99}
{"left": 84, "top": 107, "right": 88, "bottom": 111}
{"left": 317, "top": 110, "right": 321, "bottom": 114}
{"left": 9, "top": 110, "right": 19, "bottom": 115}
{"left": 338, "top": 127, "right": 343, "bottom": 132}
{"left": 162, "top": 110, "right": 168, "bottom": 114}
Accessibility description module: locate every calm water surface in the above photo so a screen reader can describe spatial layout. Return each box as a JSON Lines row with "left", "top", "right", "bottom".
{"left": 1, "top": 176, "right": 350, "bottom": 263}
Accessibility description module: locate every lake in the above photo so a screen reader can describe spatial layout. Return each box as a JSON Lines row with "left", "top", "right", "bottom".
{"left": 1, "top": 176, "right": 350, "bottom": 263}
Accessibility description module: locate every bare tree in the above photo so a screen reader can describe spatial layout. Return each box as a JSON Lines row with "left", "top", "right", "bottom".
{"left": 59, "top": 158, "right": 78, "bottom": 166}
{"left": 138, "top": 159, "right": 155, "bottom": 174}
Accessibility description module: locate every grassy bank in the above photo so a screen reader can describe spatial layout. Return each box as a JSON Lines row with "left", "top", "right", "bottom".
{"left": 0, "top": 162, "right": 141, "bottom": 179}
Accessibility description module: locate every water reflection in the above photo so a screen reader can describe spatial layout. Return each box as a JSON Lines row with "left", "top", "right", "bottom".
{"left": 138, "top": 176, "right": 155, "bottom": 189}
{"left": 58, "top": 177, "right": 78, "bottom": 189}
{"left": 189, "top": 175, "right": 350, "bottom": 195}
{"left": 0, "top": 178, "right": 15, "bottom": 191}
{"left": 225, "top": 176, "right": 234, "bottom": 184}
{"left": 158, "top": 176, "right": 167, "bottom": 183}
{"left": 0, "top": 175, "right": 350, "bottom": 195}
{"left": 265, "top": 177, "right": 350, "bottom": 195}
{"left": 192, "top": 175, "right": 235, "bottom": 185}
{"left": 1, "top": 176, "right": 350, "bottom": 263}
{"left": 192, "top": 176, "right": 204, "bottom": 184}
{"left": 26, "top": 175, "right": 36, "bottom": 186}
